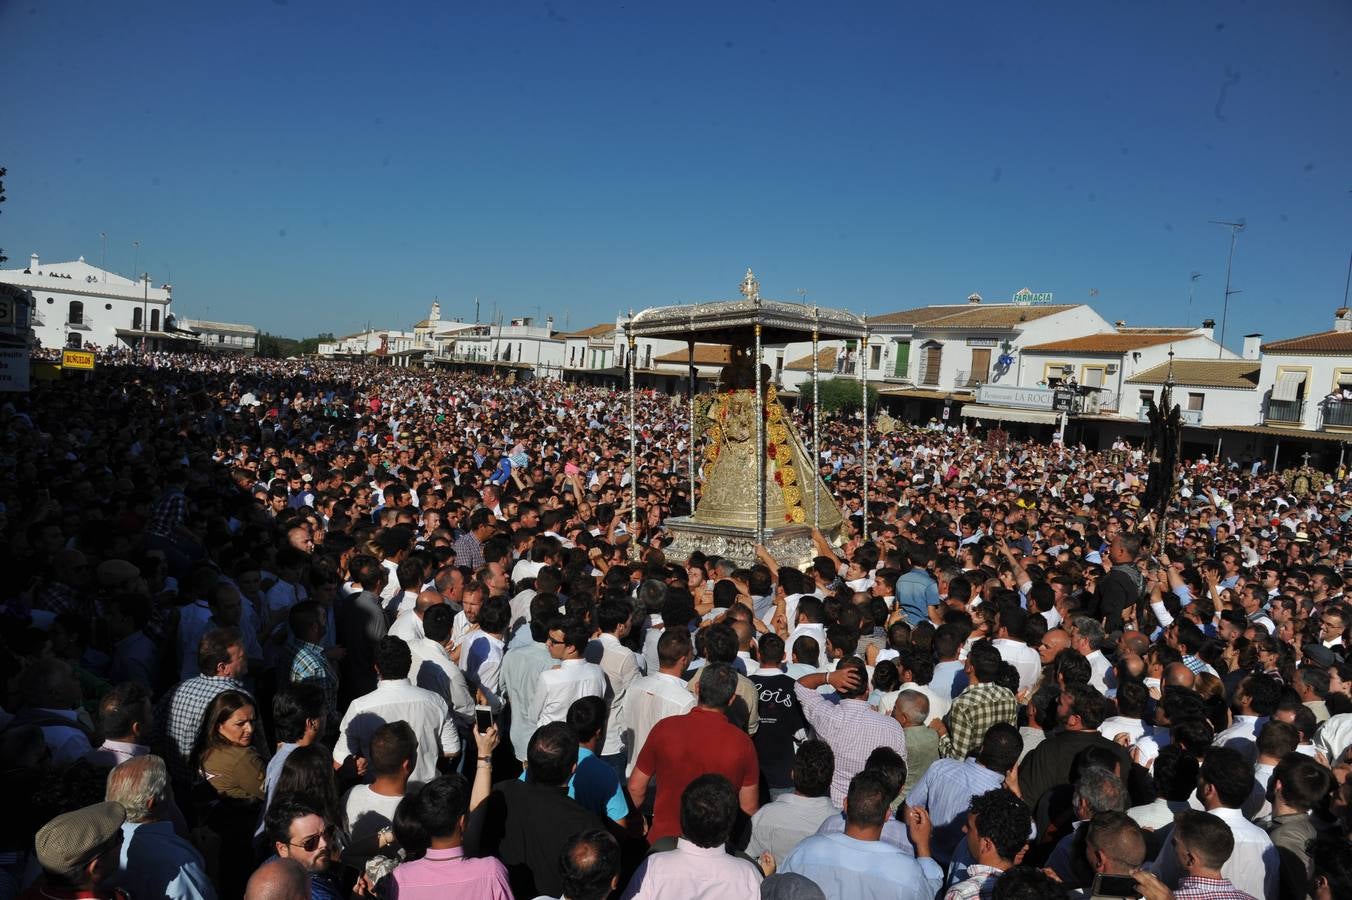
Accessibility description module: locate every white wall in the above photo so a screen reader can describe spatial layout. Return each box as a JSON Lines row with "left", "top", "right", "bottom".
{"left": 1, "top": 257, "right": 172, "bottom": 351}
{"left": 1258, "top": 351, "right": 1352, "bottom": 430}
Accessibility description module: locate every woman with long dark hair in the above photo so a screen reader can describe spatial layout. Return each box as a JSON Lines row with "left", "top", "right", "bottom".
{"left": 195, "top": 689, "right": 266, "bottom": 802}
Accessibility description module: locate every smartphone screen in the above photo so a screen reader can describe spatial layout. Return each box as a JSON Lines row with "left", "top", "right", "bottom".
{"left": 475, "top": 704, "right": 493, "bottom": 733}
{"left": 1092, "top": 874, "right": 1141, "bottom": 898}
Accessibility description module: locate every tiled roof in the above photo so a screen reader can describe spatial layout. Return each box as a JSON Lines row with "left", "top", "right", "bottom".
{"left": 1116, "top": 326, "right": 1196, "bottom": 335}
{"left": 870, "top": 303, "right": 1080, "bottom": 329}
{"left": 1022, "top": 333, "right": 1184, "bottom": 353}
{"left": 785, "top": 348, "right": 837, "bottom": 371}
{"left": 1261, "top": 330, "right": 1352, "bottom": 353}
{"left": 559, "top": 323, "right": 616, "bottom": 339}
{"left": 1126, "top": 359, "right": 1260, "bottom": 390}
{"left": 653, "top": 343, "right": 730, "bottom": 365}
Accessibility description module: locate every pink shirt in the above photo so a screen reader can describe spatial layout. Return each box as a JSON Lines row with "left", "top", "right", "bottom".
{"left": 390, "top": 846, "right": 512, "bottom": 900}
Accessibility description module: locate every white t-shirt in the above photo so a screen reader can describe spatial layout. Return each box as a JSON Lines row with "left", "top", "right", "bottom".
{"left": 341, "top": 784, "right": 404, "bottom": 869}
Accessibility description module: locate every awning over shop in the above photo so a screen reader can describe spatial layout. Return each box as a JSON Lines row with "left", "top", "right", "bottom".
{"left": 959, "top": 404, "right": 1060, "bottom": 426}
{"left": 1218, "top": 424, "right": 1350, "bottom": 443}
{"left": 1272, "top": 371, "right": 1307, "bottom": 402}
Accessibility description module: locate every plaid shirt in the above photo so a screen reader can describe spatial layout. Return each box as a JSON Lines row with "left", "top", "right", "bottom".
{"left": 155, "top": 674, "right": 252, "bottom": 783}
{"left": 287, "top": 638, "right": 339, "bottom": 716}
{"left": 35, "top": 581, "right": 87, "bottom": 618}
{"left": 451, "top": 530, "right": 485, "bottom": 571}
{"left": 944, "top": 864, "right": 1004, "bottom": 900}
{"left": 148, "top": 488, "right": 189, "bottom": 538}
{"left": 939, "top": 682, "right": 1019, "bottom": 760}
{"left": 1182, "top": 653, "right": 1207, "bottom": 674}
{"left": 1173, "top": 875, "right": 1255, "bottom": 900}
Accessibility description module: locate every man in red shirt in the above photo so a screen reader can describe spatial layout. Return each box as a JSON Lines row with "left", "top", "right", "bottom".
{"left": 627, "top": 662, "right": 760, "bottom": 843}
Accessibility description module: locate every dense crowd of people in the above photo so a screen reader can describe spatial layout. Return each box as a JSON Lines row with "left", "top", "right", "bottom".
{"left": 4, "top": 349, "right": 1352, "bottom": 900}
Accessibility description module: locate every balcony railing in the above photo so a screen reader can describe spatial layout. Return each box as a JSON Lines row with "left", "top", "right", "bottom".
{"left": 1265, "top": 398, "right": 1305, "bottom": 424}
{"left": 1322, "top": 398, "right": 1352, "bottom": 429}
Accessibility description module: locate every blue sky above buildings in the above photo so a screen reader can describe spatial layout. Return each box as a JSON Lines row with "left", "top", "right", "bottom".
{"left": 1, "top": 1, "right": 1348, "bottom": 342}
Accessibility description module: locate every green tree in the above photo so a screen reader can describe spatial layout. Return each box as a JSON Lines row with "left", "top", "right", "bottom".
{"left": 815, "top": 377, "right": 878, "bottom": 415}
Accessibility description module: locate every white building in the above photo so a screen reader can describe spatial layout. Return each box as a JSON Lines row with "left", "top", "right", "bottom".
{"left": 434, "top": 317, "right": 566, "bottom": 379}
{"left": 0, "top": 252, "right": 185, "bottom": 351}
{"left": 178, "top": 318, "right": 259, "bottom": 356}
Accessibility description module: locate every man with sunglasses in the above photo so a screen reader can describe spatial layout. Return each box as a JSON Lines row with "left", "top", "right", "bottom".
{"left": 264, "top": 795, "right": 341, "bottom": 900}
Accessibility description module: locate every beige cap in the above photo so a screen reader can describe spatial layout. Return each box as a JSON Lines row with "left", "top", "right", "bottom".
{"left": 34, "top": 801, "right": 125, "bottom": 873}
{"left": 96, "top": 559, "right": 140, "bottom": 586}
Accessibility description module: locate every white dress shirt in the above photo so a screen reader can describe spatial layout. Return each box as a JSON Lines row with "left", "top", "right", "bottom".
{"left": 1214, "top": 714, "right": 1267, "bottom": 763}
{"left": 622, "top": 671, "right": 695, "bottom": 775}
{"left": 462, "top": 632, "right": 506, "bottom": 712}
{"left": 389, "top": 609, "right": 425, "bottom": 643}
{"left": 333, "top": 678, "right": 461, "bottom": 788}
{"left": 1150, "top": 804, "right": 1278, "bottom": 900}
{"left": 992, "top": 638, "right": 1042, "bottom": 694}
{"left": 597, "top": 632, "right": 641, "bottom": 757}
{"left": 532, "top": 658, "right": 609, "bottom": 727}
{"left": 1085, "top": 649, "right": 1116, "bottom": 696}
{"left": 405, "top": 637, "right": 477, "bottom": 727}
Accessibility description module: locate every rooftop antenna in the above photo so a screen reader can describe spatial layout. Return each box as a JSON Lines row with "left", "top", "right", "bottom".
{"left": 1186, "top": 272, "right": 1201, "bottom": 326}
{"left": 100, "top": 233, "right": 107, "bottom": 283}
{"left": 1210, "top": 219, "right": 1245, "bottom": 357}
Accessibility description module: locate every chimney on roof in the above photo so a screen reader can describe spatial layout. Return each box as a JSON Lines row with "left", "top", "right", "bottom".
{"left": 1336, "top": 308, "right": 1352, "bottom": 333}
{"left": 29, "top": 253, "right": 39, "bottom": 272}
{"left": 1113, "top": 319, "right": 1126, "bottom": 329}
{"left": 1242, "top": 333, "right": 1262, "bottom": 360}
{"left": 1200, "top": 318, "right": 1215, "bottom": 340}
{"left": 967, "top": 292, "right": 982, "bottom": 304}
{"left": 545, "top": 316, "right": 554, "bottom": 333}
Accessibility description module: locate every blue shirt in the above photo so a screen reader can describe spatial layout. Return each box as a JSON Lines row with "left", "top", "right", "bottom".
{"left": 518, "top": 746, "right": 628, "bottom": 823}
{"left": 895, "top": 568, "right": 940, "bottom": 625}
{"left": 781, "top": 832, "right": 943, "bottom": 900}
{"left": 116, "top": 820, "right": 214, "bottom": 900}
{"left": 903, "top": 758, "right": 1004, "bottom": 866}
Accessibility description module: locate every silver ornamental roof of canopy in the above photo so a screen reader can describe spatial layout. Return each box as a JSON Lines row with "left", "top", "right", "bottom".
{"left": 626, "top": 270, "right": 868, "bottom": 343}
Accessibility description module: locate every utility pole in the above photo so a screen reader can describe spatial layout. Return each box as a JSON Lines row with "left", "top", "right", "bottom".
{"left": 1210, "top": 220, "right": 1244, "bottom": 357}
{"left": 132, "top": 240, "right": 140, "bottom": 281}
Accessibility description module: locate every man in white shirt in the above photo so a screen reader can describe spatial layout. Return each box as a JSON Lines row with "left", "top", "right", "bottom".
{"left": 1070, "top": 616, "right": 1116, "bottom": 697}
{"left": 990, "top": 607, "right": 1042, "bottom": 695}
{"left": 1212, "top": 674, "right": 1280, "bottom": 765}
{"left": 389, "top": 589, "right": 443, "bottom": 643}
{"left": 405, "top": 604, "right": 477, "bottom": 730}
{"left": 342, "top": 721, "right": 416, "bottom": 872}
{"left": 461, "top": 596, "right": 509, "bottom": 712}
{"left": 622, "top": 629, "right": 695, "bottom": 776}
{"left": 532, "top": 616, "right": 609, "bottom": 727}
{"left": 1149, "top": 746, "right": 1279, "bottom": 900}
{"left": 333, "top": 636, "right": 461, "bottom": 789}
{"left": 450, "top": 583, "right": 485, "bottom": 661}
{"left": 890, "top": 649, "right": 948, "bottom": 725}
{"left": 596, "top": 600, "right": 642, "bottom": 775}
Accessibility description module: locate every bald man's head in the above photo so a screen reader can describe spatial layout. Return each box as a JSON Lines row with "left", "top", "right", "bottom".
{"left": 414, "top": 589, "right": 445, "bottom": 617}
{"left": 244, "top": 858, "right": 310, "bottom": 900}
{"left": 1039, "top": 628, "right": 1071, "bottom": 665}
{"left": 1119, "top": 632, "right": 1150, "bottom": 657}
{"left": 1165, "top": 662, "right": 1196, "bottom": 690}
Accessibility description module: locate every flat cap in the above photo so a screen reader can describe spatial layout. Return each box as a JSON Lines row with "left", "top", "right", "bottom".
{"left": 35, "top": 801, "right": 125, "bottom": 873}
{"left": 96, "top": 559, "right": 140, "bottom": 586}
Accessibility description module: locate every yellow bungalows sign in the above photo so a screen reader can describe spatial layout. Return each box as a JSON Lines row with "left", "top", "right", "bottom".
{"left": 61, "top": 349, "right": 96, "bottom": 370}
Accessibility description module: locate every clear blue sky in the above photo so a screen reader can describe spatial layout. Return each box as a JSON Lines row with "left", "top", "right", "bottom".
{"left": 2, "top": 1, "right": 1349, "bottom": 344}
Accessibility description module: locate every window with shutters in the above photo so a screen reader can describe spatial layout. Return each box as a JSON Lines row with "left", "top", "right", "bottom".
{"left": 920, "top": 342, "right": 942, "bottom": 386}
